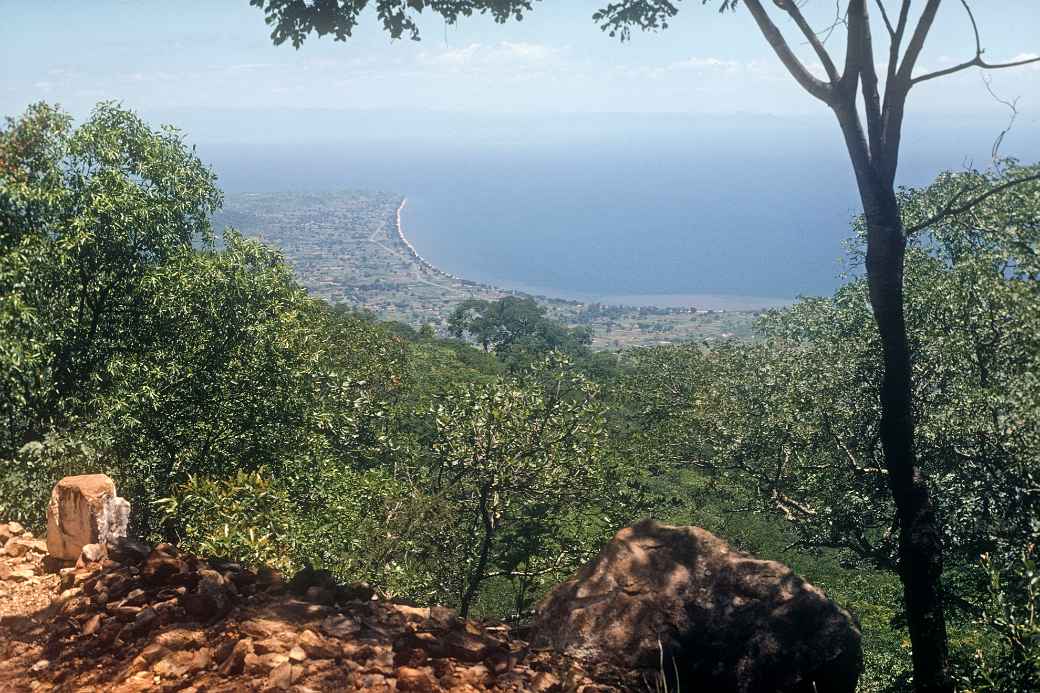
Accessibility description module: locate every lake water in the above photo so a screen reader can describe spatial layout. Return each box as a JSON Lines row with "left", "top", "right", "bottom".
{"left": 194, "top": 111, "right": 1038, "bottom": 309}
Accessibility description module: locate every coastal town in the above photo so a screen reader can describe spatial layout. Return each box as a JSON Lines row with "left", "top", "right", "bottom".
{"left": 213, "top": 190, "right": 760, "bottom": 348}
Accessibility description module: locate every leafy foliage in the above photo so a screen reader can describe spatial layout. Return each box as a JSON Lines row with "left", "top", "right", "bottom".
{"left": 617, "top": 164, "right": 1040, "bottom": 690}
{"left": 421, "top": 355, "right": 618, "bottom": 616}
{"left": 249, "top": 0, "right": 739, "bottom": 45}
{"left": 5, "top": 99, "right": 1040, "bottom": 690}
{"left": 963, "top": 548, "right": 1040, "bottom": 692}
{"left": 251, "top": 0, "right": 538, "bottom": 46}
{"left": 0, "top": 101, "right": 221, "bottom": 456}
{"left": 0, "top": 103, "right": 403, "bottom": 545}
{"left": 447, "top": 296, "right": 592, "bottom": 368}
{"left": 0, "top": 433, "right": 102, "bottom": 529}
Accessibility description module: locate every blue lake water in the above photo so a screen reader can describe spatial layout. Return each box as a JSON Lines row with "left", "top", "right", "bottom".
{"left": 194, "top": 112, "right": 1038, "bottom": 308}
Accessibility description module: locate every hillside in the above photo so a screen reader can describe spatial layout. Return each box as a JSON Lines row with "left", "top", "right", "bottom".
{"left": 0, "top": 522, "right": 615, "bottom": 693}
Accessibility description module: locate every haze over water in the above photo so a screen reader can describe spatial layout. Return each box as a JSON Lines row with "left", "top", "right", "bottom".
{"left": 193, "top": 110, "right": 1039, "bottom": 309}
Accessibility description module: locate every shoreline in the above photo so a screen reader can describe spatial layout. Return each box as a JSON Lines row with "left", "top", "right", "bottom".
{"left": 393, "top": 198, "right": 462, "bottom": 282}
{"left": 392, "top": 196, "right": 793, "bottom": 313}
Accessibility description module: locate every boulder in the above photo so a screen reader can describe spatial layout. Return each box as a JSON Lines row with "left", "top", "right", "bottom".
{"left": 46, "top": 474, "right": 130, "bottom": 560}
{"left": 531, "top": 520, "right": 862, "bottom": 693}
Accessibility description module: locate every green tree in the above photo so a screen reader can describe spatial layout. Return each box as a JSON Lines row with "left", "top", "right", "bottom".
{"left": 0, "top": 102, "right": 221, "bottom": 455}
{"left": 423, "top": 355, "right": 615, "bottom": 617}
{"left": 447, "top": 296, "right": 591, "bottom": 366}
{"left": 93, "top": 232, "right": 403, "bottom": 536}
{"left": 249, "top": 4, "right": 1040, "bottom": 687}
{"left": 0, "top": 103, "right": 407, "bottom": 550}
{"left": 622, "top": 165, "right": 1040, "bottom": 687}
{"left": 710, "top": 165, "right": 1040, "bottom": 575}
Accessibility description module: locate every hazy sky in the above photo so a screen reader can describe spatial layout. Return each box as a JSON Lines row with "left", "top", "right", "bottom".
{"left": 3, "top": 1, "right": 1039, "bottom": 123}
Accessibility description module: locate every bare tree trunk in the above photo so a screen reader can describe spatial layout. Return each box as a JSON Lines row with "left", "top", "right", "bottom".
{"left": 825, "top": 84, "right": 951, "bottom": 688}
{"left": 861, "top": 183, "right": 951, "bottom": 693}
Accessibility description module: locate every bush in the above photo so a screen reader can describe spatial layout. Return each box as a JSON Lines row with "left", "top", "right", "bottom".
{"left": 961, "top": 547, "right": 1040, "bottom": 692}
{"left": 156, "top": 469, "right": 298, "bottom": 572}
{"left": 0, "top": 432, "right": 103, "bottom": 530}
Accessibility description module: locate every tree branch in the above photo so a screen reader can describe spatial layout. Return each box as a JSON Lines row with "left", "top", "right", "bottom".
{"left": 905, "top": 172, "right": 1040, "bottom": 234}
{"left": 780, "top": 2, "right": 841, "bottom": 84}
{"left": 911, "top": 53, "right": 1040, "bottom": 86}
{"left": 873, "top": 0, "right": 895, "bottom": 37}
{"left": 741, "top": 0, "right": 833, "bottom": 103}
{"left": 886, "top": 1, "right": 911, "bottom": 83}
{"left": 851, "top": 1, "right": 885, "bottom": 165}
{"left": 910, "top": 0, "right": 1040, "bottom": 85}
{"left": 896, "top": 0, "right": 942, "bottom": 83}
{"left": 982, "top": 74, "right": 1019, "bottom": 160}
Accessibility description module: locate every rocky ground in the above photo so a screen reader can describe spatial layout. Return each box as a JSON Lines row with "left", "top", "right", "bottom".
{"left": 0, "top": 522, "right": 629, "bottom": 693}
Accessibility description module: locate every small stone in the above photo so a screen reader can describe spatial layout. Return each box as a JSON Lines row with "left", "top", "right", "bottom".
{"left": 218, "top": 638, "right": 253, "bottom": 676}
{"left": 268, "top": 662, "right": 293, "bottom": 690}
{"left": 531, "top": 672, "right": 561, "bottom": 692}
{"left": 82, "top": 613, "right": 103, "bottom": 636}
{"left": 123, "top": 588, "right": 148, "bottom": 607}
{"left": 29, "top": 659, "right": 49, "bottom": 673}
{"left": 10, "top": 567, "right": 35, "bottom": 582}
{"left": 107, "top": 537, "right": 152, "bottom": 564}
{"left": 79, "top": 543, "right": 107, "bottom": 564}
{"left": 304, "top": 585, "right": 335, "bottom": 605}
{"left": 133, "top": 607, "right": 158, "bottom": 634}
{"left": 298, "top": 629, "right": 339, "bottom": 659}
{"left": 156, "top": 628, "right": 205, "bottom": 651}
{"left": 320, "top": 614, "right": 360, "bottom": 638}
{"left": 395, "top": 666, "right": 437, "bottom": 692}
{"left": 288, "top": 645, "right": 307, "bottom": 662}
{"left": 8, "top": 521, "right": 25, "bottom": 536}
{"left": 4, "top": 537, "right": 31, "bottom": 558}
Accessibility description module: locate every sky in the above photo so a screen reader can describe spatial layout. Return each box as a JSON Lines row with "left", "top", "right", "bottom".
{"left": 2, "top": 0, "right": 1039, "bottom": 131}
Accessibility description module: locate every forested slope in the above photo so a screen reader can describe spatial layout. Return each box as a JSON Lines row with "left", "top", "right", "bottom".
{"left": 2, "top": 103, "right": 1039, "bottom": 691}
